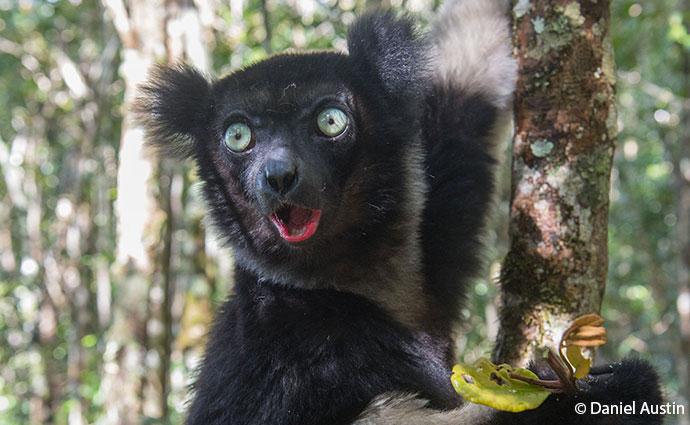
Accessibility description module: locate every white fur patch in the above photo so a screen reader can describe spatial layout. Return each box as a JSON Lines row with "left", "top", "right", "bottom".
{"left": 433, "top": 0, "right": 517, "bottom": 109}
{"left": 355, "top": 392, "right": 499, "bottom": 425}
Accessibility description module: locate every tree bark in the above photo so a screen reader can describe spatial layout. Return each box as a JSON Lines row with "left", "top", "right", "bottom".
{"left": 495, "top": 0, "right": 616, "bottom": 366}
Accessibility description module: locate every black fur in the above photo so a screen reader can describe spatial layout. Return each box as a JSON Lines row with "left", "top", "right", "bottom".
{"left": 421, "top": 86, "right": 499, "bottom": 326}
{"left": 135, "top": 8, "right": 663, "bottom": 425}
{"left": 347, "top": 11, "right": 429, "bottom": 109}
{"left": 185, "top": 267, "right": 457, "bottom": 425}
{"left": 133, "top": 64, "right": 212, "bottom": 159}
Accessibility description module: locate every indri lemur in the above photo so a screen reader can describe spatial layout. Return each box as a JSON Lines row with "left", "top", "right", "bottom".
{"left": 135, "top": 0, "right": 663, "bottom": 423}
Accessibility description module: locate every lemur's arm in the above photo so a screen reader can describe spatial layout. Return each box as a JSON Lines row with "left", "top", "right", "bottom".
{"left": 420, "top": 0, "right": 516, "bottom": 325}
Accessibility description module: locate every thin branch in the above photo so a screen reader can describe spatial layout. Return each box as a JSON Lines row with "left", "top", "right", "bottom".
{"left": 260, "top": 0, "right": 272, "bottom": 54}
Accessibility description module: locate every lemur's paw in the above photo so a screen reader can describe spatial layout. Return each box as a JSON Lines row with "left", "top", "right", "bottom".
{"left": 530, "top": 357, "right": 664, "bottom": 425}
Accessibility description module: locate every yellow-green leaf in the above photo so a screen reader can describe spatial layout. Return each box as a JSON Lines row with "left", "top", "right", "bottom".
{"left": 450, "top": 358, "right": 550, "bottom": 413}
{"left": 565, "top": 345, "right": 591, "bottom": 379}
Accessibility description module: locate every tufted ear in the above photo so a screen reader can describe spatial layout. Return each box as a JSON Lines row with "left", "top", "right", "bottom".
{"left": 133, "top": 63, "right": 212, "bottom": 159}
{"left": 347, "top": 10, "right": 429, "bottom": 103}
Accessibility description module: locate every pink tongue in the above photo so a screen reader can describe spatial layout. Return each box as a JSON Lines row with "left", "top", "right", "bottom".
{"left": 289, "top": 207, "right": 311, "bottom": 226}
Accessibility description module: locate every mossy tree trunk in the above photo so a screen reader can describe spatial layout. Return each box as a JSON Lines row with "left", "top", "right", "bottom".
{"left": 494, "top": 0, "right": 616, "bottom": 366}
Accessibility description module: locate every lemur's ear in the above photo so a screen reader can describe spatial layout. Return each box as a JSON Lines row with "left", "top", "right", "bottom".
{"left": 347, "top": 11, "right": 429, "bottom": 102}
{"left": 133, "top": 63, "right": 212, "bottom": 159}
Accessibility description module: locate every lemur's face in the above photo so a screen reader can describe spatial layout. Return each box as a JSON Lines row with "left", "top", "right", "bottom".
{"left": 198, "top": 53, "right": 413, "bottom": 263}
{"left": 135, "top": 13, "right": 427, "bottom": 275}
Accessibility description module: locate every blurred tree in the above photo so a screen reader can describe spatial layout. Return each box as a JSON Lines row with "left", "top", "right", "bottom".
{"left": 670, "top": 0, "right": 690, "bottom": 410}
{"left": 605, "top": 2, "right": 690, "bottom": 423}
{"left": 101, "top": 0, "right": 169, "bottom": 421}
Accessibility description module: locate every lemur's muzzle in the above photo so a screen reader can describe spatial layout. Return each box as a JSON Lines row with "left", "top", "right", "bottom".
{"left": 257, "top": 152, "right": 322, "bottom": 243}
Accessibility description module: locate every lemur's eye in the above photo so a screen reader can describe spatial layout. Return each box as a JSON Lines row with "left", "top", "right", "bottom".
{"left": 224, "top": 123, "right": 254, "bottom": 152}
{"left": 316, "top": 108, "right": 348, "bottom": 137}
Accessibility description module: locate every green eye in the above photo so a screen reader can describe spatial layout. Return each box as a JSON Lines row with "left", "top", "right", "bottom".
{"left": 224, "top": 123, "right": 253, "bottom": 152}
{"left": 316, "top": 108, "right": 348, "bottom": 137}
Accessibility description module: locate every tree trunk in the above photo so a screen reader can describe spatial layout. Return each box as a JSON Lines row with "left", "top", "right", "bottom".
{"left": 495, "top": 0, "right": 616, "bottom": 366}
{"left": 101, "top": 0, "right": 167, "bottom": 422}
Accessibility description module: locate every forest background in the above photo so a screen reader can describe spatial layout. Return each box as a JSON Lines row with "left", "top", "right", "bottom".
{"left": 0, "top": 0, "right": 688, "bottom": 424}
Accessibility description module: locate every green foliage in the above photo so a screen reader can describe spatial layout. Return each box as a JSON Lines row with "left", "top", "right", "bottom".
{"left": 0, "top": 0, "right": 122, "bottom": 422}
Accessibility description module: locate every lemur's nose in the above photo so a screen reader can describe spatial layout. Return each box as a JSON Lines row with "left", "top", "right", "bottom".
{"left": 264, "top": 158, "right": 298, "bottom": 196}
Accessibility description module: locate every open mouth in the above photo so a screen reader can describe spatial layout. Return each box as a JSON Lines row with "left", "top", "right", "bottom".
{"left": 269, "top": 205, "right": 322, "bottom": 243}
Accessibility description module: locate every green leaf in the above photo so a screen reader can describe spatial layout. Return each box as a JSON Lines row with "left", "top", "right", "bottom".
{"left": 450, "top": 358, "right": 550, "bottom": 412}
{"left": 81, "top": 334, "right": 98, "bottom": 348}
